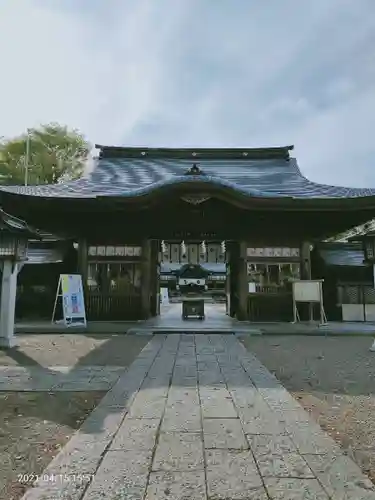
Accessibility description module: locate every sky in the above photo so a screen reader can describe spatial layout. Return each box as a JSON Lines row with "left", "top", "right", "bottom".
{"left": 0, "top": 0, "right": 375, "bottom": 187}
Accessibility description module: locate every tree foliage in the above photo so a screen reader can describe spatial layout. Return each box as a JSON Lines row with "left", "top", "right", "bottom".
{"left": 0, "top": 123, "right": 91, "bottom": 185}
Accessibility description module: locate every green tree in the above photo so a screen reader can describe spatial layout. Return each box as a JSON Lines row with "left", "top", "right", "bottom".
{"left": 0, "top": 123, "right": 91, "bottom": 185}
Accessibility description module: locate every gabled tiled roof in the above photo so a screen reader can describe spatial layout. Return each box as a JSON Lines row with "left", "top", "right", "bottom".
{"left": 1, "top": 146, "right": 375, "bottom": 200}
{"left": 316, "top": 242, "right": 365, "bottom": 267}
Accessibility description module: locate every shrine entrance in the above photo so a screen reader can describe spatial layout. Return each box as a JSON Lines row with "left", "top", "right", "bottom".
{"left": 157, "top": 240, "right": 228, "bottom": 322}
{"left": 82, "top": 194, "right": 306, "bottom": 322}
{"left": 84, "top": 239, "right": 245, "bottom": 323}
{"left": 148, "top": 236, "right": 249, "bottom": 322}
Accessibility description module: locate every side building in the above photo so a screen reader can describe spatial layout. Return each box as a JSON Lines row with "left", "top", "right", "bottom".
{"left": 312, "top": 241, "right": 374, "bottom": 321}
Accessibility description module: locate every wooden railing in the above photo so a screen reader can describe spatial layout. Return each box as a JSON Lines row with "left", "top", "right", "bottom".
{"left": 16, "top": 286, "right": 144, "bottom": 322}
{"left": 247, "top": 290, "right": 293, "bottom": 321}
{"left": 337, "top": 283, "right": 375, "bottom": 305}
{"left": 86, "top": 292, "right": 142, "bottom": 320}
{"left": 252, "top": 284, "right": 288, "bottom": 295}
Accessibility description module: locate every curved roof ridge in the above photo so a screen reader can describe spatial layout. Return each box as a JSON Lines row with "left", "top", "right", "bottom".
{"left": 95, "top": 145, "right": 294, "bottom": 160}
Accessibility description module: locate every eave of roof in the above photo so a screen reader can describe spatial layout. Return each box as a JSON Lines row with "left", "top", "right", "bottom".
{"left": 348, "top": 230, "right": 375, "bottom": 241}
{"left": 316, "top": 242, "right": 366, "bottom": 267}
{"left": 0, "top": 208, "right": 41, "bottom": 238}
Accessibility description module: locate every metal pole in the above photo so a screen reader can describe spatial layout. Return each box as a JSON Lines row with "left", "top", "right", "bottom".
{"left": 25, "top": 129, "right": 30, "bottom": 186}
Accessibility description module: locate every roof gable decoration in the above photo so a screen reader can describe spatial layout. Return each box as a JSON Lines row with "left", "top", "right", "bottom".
{"left": 180, "top": 194, "right": 211, "bottom": 205}
{"left": 184, "top": 163, "right": 205, "bottom": 176}
{"left": 181, "top": 163, "right": 210, "bottom": 204}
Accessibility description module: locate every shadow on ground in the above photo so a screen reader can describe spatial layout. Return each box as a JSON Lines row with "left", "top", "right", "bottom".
{"left": 0, "top": 334, "right": 149, "bottom": 433}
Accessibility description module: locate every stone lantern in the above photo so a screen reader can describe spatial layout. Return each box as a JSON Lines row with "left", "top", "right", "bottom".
{"left": 0, "top": 209, "right": 39, "bottom": 348}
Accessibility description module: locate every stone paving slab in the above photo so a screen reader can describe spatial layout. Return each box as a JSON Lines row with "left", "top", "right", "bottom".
{"left": 109, "top": 418, "right": 160, "bottom": 451}
{"left": 203, "top": 418, "right": 248, "bottom": 449}
{"left": 302, "top": 452, "right": 375, "bottom": 499}
{"left": 152, "top": 431, "right": 204, "bottom": 471}
{"left": 83, "top": 450, "right": 152, "bottom": 499}
{"left": 205, "top": 448, "right": 267, "bottom": 499}
{"left": 264, "top": 477, "right": 329, "bottom": 500}
{"left": 145, "top": 471, "right": 207, "bottom": 500}
{"left": 21, "top": 333, "right": 375, "bottom": 500}
{"left": 161, "top": 411, "right": 202, "bottom": 433}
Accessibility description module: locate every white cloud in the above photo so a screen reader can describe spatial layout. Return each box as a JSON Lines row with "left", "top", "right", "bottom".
{"left": 0, "top": 0, "right": 100, "bottom": 140}
{"left": 0, "top": 0, "right": 375, "bottom": 187}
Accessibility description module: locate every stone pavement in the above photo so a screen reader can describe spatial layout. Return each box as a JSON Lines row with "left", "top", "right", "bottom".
{"left": 127, "top": 303, "right": 256, "bottom": 335}
{"left": 0, "top": 365, "right": 125, "bottom": 391}
{"left": 22, "top": 334, "right": 375, "bottom": 499}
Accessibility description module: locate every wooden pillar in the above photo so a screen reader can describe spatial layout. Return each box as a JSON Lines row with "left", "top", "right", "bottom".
{"left": 227, "top": 243, "right": 237, "bottom": 318}
{"left": 141, "top": 239, "right": 152, "bottom": 319}
{"left": 225, "top": 254, "right": 230, "bottom": 316}
{"left": 236, "top": 241, "right": 248, "bottom": 321}
{"left": 300, "top": 241, "right": 313, "bottom": 320}
{"left": 300, "top": 241, "right": 311, "bottom": 280}
{"left": 77, "top": 238, "right": 88, "bottom": 292}
{"left": 0, "top": 260, "right": 18, "bottom": 348}
{"left": 149, "top": 240, "right": 160, "bottom": 317}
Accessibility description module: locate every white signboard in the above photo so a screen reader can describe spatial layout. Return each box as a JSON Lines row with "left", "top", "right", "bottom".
{"left": 52, "top": 274, "right": 87, "bottom": 327}
{"left": 247, "top": 247, "right": 300, "bottom": 258}
{"left": 160, "top": 287, "right": 169, "bottom": 304}
{"left": 292, "top": 280, "right": 321, "bottom": 303}
{"left": 248, "top": 282, "right": 256, "bottom": 293}
{"left": 291, "top": 279, "right": 327, "bottom": 325}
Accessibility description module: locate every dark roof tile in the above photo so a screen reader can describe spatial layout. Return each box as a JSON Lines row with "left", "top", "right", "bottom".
{"left": 1, "top": 147, "right": 375, "bottom": 200}
{"left": 317, "top": 242, "right": 365, "bottom": 267}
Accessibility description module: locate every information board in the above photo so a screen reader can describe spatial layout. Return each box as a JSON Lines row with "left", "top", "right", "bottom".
{"left": 248, "top": 282, "right": 256, "bottom": 293}
{"left": 160, "top": 287, "right": 169, "bottom": 304}
{"left": 292, "top": 280, "right": 321, "bottom": 302}
{"left": 52, "top": 274, "right": 87, "bottom": 327}
{"left": 291, "top": 279, "right": 327, "bottom": 325}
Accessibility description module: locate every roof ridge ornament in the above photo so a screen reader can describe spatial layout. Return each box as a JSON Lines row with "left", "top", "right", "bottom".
{"left": 184, "top": 163, "right": 205, "bottom": 176}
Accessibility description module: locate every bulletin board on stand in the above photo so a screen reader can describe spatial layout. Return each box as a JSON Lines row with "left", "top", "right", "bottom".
{"left": 52, "top": 274, "right": 87, "bottom": 327}
{"left": 291, "top": 279, "right": 327, "bottom": 325}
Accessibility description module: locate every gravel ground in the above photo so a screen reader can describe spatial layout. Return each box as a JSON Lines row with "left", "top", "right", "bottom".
{"left": 0, "top": 334, "right": 151, "bottom": 500}
{"left": 241, "top": 335, "right": 375, "bottom": 484}
{"left": 0, "top": 391, "right": 105, "bottom": 500}
{"left": 0, "top": 334, "right": 150, "bottom": 367}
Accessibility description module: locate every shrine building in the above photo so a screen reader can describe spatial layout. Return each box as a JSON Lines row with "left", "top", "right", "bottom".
{"left": 1, "top": 144, "right": 375, "bottom": 323}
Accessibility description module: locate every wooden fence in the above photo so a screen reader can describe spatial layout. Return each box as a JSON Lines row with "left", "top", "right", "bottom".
{"left": 86, "top": 292, "right": 142, "bottom": 320}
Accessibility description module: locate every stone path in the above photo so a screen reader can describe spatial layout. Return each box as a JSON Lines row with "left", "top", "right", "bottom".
{"left": 128, "top": 303, "right": 250, "bottom": 335}
{"left": 0, "top": 366, "right": 125, "bottom": 391}
{"left": 22, "top": 334, "right": 375, "bottom": 499}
